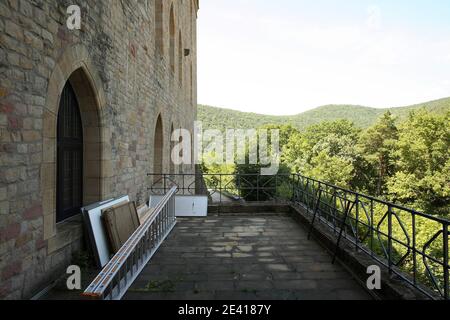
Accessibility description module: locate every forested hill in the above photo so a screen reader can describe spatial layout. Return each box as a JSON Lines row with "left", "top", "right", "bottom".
{"left": 198, "top": 97, "right": 450, "bottom": 131}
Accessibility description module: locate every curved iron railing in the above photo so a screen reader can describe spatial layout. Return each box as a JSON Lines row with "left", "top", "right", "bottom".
{"left": 291, "top": 174, "right": 450, "bottom": 300}
{"left": 148, "top": 173, "right": 449, "bottom": 300}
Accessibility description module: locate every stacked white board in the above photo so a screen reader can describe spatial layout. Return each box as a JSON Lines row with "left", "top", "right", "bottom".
{"left": 82, "top": 196, "right": 129, "bottom": 268}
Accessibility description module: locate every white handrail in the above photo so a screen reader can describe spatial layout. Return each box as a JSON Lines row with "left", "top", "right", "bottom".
{"left": 83, "top": 186, "right": 178, "bottom": 300}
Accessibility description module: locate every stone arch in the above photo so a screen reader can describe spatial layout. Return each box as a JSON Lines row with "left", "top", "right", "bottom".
{"left": 169, "top": 122, "right": 176, "bottom": 174}
{"left": 155, "top": 0, "right": 164, "bottom": 56}
{"left": 178, "top": 30, "right": 183, "bottom": 86}
{"left": 153, "top": 114, "right": 164, "bottom": 178}
{"left": 42, "top": 44, "right": 106, "bottom": 242}
{"left": 169, "top": 3, "right": 176, "bottom": 74}
{"left": 178, "top": 122, "right": 185, "bottom": 175}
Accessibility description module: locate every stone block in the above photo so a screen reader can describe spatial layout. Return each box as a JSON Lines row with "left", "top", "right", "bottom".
{"left": 42, "top": 138, "right": 55, "bottom": 163}
{"left": 19, "top": 0, "right": 32, "bottom": 17}
{"left": 42, "top": 110, "right": 56, "bottom": 138}
{"left": 23, "top": 204, "right": 43, "bottom": 221}
{"left": 0, "top": 201, "right": 10, "bottom": 215}
{"left": 43, "top": 214, "right": 55, "bottom": 240}
{"left": 1, "top": 261, "right": 22, "bottom": 281}
{"left": 22, "top": 130, "right": 41, "bottom": 142}
{"left": 0, "top": 187, "right": 6, "bottom": 201}
{"left": 5, "top": 20, "right": 22, "bottom": 40}
{"left": 0, "top": 223, "right": 21, "bottom": 242}
{"left": 41, "top": 163, "right": 55, "bottom": 191}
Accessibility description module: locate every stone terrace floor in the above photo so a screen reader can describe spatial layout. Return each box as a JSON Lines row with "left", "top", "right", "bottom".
{"left": 123, "top": 214, "right": 372, "bottom": 300}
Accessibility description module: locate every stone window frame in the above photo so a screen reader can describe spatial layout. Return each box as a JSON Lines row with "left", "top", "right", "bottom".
{"left": 155, "top": 0, "right": 164, "bottom": 57}
{"left": 153, "top": 113, "right": 164, "bottom": 177}
{"left": 150, "top": 109, "right": 173, "bottom": 184}
{"left": 169, "top": 122, "right": 176, "bottom": 174}
{"left": 42, "top": 44, "right": 108, "bottom": 254}
{"left": 169, "top": 117, "right": 183, "bottom": 175}
{"left": 169, "top": 3, "right": 176, "bottom": 75}
{"left": 178, "top": 30, "right": 183, "bottom": 87}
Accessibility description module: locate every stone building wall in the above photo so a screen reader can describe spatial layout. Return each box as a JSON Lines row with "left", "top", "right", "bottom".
{"left": 0, "top": 0, "right": 199, "bottom": 299}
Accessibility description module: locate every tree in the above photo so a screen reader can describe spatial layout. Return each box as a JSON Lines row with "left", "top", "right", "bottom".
{"left": 283, "top": 120, "right": 360, "bottom": 188}
{"left": 387, "top": 110, "right": 450, "bottom": 216}
{"left": 259, "top": 124, "right": 300, "bottom": 150}
{"left": 234, "top": 126, "right": 292, "bottom": 200}
{"left": 281, "top": 129, "right": 305, "bottom": 173}
{"left": 306, "top": 151, "right": 355, "bottom": 187}
{"left": 358, "top": 112, "right": 399, "bottom": 196}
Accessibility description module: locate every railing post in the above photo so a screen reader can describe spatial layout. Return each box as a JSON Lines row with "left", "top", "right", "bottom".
{"left": 444, "top": 223, "right": 449, "bottom": 300}
{"left": 306, "top": 177, "right": 309, "bottom": 206}
{"left": 412, "top": 213, "right": 417, "bottom": 285}
{"left": 302, "top": 177, "right": 307, "bottom": 205}
{"left": 355, "top": 194, "right": 359, "bottom": 251}
{"left": 317, "top": 182, "right": 321, "bottom": 213}
{"left": 309, "top": 179, "right": 313, "bottom": 209}
{"left": 291, "top": 174, "right": 295, "bottom": 202}
{"left": 333, "top": 199, "right": 352, "bottom": 264}
{"left": 219, "top": 174, "right": 223, "bottom": 206}
{"left": 305, "top": 179, "right": 309, "bottom": 207}
{"left": 370, "top": 199, "right": 374, "bottom": 258}
{"left": 388, "top": 205, "right": 393, "bottom": 275}
{"left": 308, "top": 189, "right": 323, "bottom": 240}
{"left": 311, "top": 182, "right": 320, "bottom": 210}
{"left": 257, "top": 174, "right": 260, "bottom": 202}
{"left": 238, "top": 174, "right": 242, "bottom": 200}
{"left": 163, "top": 174, "right": 167, "bottom": 194}
{"left": 275, "top": 174, "right": 278, "bottom": 201}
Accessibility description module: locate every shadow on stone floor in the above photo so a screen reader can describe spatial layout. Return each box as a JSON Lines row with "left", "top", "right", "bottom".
{"left": 123, "top": 215, "right": 372, "bottom": 301}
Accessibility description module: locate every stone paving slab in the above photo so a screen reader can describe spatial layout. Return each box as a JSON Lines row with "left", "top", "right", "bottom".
{"left": 124, "top": 215, "right": 372, "bottom": 300}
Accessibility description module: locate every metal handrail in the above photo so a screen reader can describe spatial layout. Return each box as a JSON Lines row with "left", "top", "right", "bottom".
{"left": 83, "top": 186, "right": 178, "bottom": 300}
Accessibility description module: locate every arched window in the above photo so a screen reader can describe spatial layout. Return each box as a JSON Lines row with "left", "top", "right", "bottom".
{"left": 57, "top": 82, "right": 83, "bottom": 222}
{"left": 178, "top": 31, "right": 183, "bottom": 85}
{"left": 154, "top": 115, "right": 164, "bottom": 178}
{"left": 170, "top": 123, "right": 175, "bottom": 174}
{"left": 169, "top": 4, "right": 175, "bottom": 74}
{"left": 155, "top": 0, "right": 164, "bottom": 56}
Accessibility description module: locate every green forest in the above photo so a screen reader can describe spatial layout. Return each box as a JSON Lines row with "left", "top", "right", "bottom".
{"left": 200, "top": 101, "right": 450, "bottom": 217}
{"left": 200, "top": 102, "right": 449, "bottom": 294}
{"left": 199, "top": 97, "right": 450, "bottom": 132}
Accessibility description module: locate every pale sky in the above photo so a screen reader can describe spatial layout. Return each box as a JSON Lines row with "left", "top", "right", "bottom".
{"left": 197, "top": 0, "right": 450, "bottom": 115}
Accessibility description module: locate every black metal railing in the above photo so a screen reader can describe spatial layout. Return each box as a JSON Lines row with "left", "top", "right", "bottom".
{"left": 291, "top": 174, "right": 449, "bottom": 300}
{"left": 148, "top": 173, "right": 449, "bottom": 300}
{"left": 148, "top": 173, "right": 294, "bottom": 202}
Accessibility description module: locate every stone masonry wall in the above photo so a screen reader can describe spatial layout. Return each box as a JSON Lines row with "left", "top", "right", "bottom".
{"left": 0, "top": 0, "right": 199, "bottom": 299}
